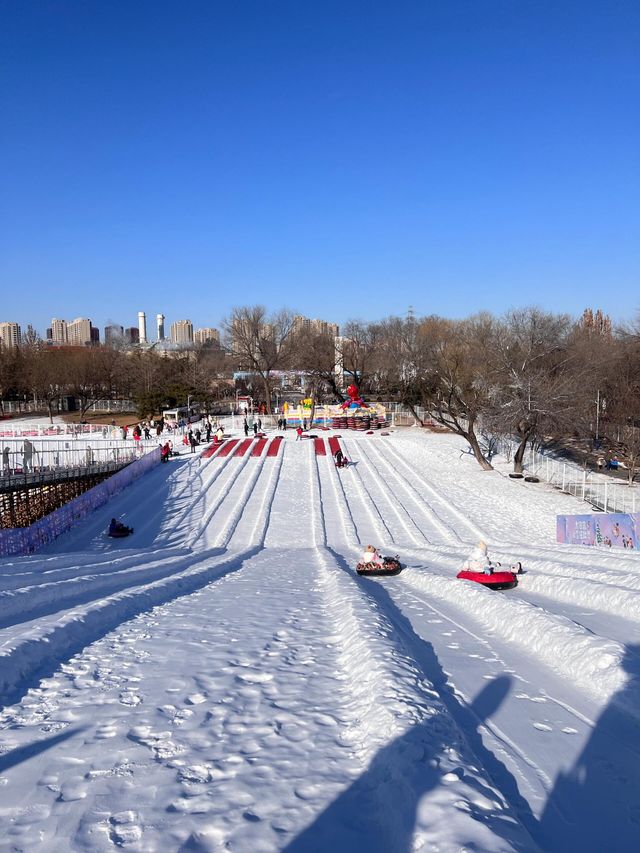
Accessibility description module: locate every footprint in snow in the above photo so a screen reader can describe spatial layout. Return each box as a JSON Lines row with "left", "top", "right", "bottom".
{"left": 533, "top": 722, "right": 553, "bottom": 732}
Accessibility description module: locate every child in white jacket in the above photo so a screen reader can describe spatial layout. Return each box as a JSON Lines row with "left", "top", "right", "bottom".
{"left": 462, "top": 541, "right": 493, "bottom": 574}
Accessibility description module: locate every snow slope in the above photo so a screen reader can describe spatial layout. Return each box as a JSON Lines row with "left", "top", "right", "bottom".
{"left": 1, "top": 426, "right": 640, "bottom": 852}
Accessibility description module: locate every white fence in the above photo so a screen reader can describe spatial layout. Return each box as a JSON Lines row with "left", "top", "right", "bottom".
{"left": 516, "top": 444, "right": 639, "bottom": 515}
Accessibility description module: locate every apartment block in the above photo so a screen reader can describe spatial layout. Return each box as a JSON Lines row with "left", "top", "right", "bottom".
{"left": 0, "top": 322, "right": 21, "bottom": 348}
{"left": 170, "top": 319, "right": 194, "bottom": 344}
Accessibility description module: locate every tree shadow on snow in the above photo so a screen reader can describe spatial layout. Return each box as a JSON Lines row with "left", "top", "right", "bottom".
{"left": 537, "top": 643, "right": 640, "bottom": 852}
{"left": 0, "top": 726, "right": 86, "bottom": 773}
{"left": 283, "top": 553, "right": 538, "bottom": 852}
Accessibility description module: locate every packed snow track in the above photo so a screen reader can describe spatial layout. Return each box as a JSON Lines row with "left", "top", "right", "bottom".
{"left": 1, "top": 427, "right": 639, "bottom": 852}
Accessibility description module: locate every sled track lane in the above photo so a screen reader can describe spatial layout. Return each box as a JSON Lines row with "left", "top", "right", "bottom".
{"left": 373, "top": 439, "right": 488, "bottom": 545}
{"left": 188, "top": 443, "right": 259, "bottom": 549}
{"left": 352, "top": 438, "right": 456, "bottom": 546}
{"left": 344, "top": 439, "right": 432, "bottom": 548}
{"left": 334, "top": 449, "right": 395, "bottom": 548}
{"left": 303, "top": 490, "right": 538, "bottom": 851}
{"left": 208, "top": 441, "right": 275, "bottom": 549}
{"left": 390, "top": 562, "right": 639, "bottom": 714}
{"left": 315, "top": 452, "right": 359, "bottom": 549}
{"left": 0, "top": 546, "right": 261, "bottom": 712}
{"left": 230, "top": 437, "right": 286, "bottom": 549}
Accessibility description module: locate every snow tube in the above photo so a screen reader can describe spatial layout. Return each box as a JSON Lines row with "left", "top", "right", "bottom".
{"left": 108, "top": 527, "right": 133, "bottom": 538}
{"left": 456, "top": 570, "right": 517, "bottom": 590}
{"left": 357, "top": 558, "right": 402, "bottom": 577}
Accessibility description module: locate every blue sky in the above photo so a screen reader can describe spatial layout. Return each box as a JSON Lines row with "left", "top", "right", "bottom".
{"left": 1, "top": 0, "right": 638, "bottom": 337}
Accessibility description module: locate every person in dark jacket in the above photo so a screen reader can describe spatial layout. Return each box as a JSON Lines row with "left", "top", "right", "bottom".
{"left": 188, "top": 430, "right": 198, "bottom": 452}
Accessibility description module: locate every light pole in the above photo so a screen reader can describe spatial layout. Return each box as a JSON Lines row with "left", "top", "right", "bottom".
{"left": 187, "top": 395, "right": 192, "bottom": 421}
{"left": 595, "top": 389, "right": 600, "bottom": 444}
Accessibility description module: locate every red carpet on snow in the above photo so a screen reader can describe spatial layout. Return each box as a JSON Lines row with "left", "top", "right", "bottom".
{"left": 266, "top": 436, "right": 283, "bottom": 457}
{"left": 216, "top": 439, "right": 240, "bottom": 457}
{"left": 328, "top": 436, "right": 342, "bottom": 456}
{"left": 201, "top": 440, "right": 225, "bottom": 459}
{"left": 314, "top": 438, "right": 326, "bottom": 455}
{"left": 233, "top": 439, "right": 254, "bottom": 457}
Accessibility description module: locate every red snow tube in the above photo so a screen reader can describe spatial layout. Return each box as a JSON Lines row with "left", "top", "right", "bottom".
{"left": 357, "top": 558, "right": 402, "bottom": 577}
{"left": 456, "top": 570, "right": 517, "bottom": 590}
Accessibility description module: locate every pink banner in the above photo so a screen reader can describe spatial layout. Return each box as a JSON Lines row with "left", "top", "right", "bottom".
{"left": 557, "top": 512, "right": 639, "bottom": 549}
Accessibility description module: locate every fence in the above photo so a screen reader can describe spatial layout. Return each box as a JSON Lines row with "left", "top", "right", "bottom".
{"left": 0, "top": 438, "right": 156, "bottom": 483}
{"left": 509, "top": 442, "right": 639, "bottom": 515}
{"left": 0, "top": 422, "right": 112, "bottom": 438}
{"left": 0, "top": 447, "right": 161, "bottom": 556}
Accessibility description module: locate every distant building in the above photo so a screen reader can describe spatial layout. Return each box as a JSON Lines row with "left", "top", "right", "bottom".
{"left": 194, "top": 327, "right": 220, "bottom": 346}
{"left": 50, "top": 318, "right": 68, "bottom": 345}
{"left": 156, "top": 313, "right": 165, "bottom": 341}
{"left": 170, "top": 319, "right": 194, "bottom": 344}
{"left": 138, "top": 311, "right": 147, "bottom": 344}
{"left": 67, "top": 318, "right": 93, "bottom": 346}
{"left": 0, "top": 321, "right": 21, "bottom": 349}
{"left": 125, "top": 327, "right": 140, "bottom": 344}
{"left": 105, "top": 324, "right": 124, "bottom": 344}
{"left": 91, "top": 327, "right": 100, "bottom": 344}
{"left": 293, "top": 315, "right": 339, "bottom": 338}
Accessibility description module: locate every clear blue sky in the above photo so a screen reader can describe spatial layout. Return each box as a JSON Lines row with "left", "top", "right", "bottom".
{"left": 1, "top": 0, "right": 638, "bottom": 337}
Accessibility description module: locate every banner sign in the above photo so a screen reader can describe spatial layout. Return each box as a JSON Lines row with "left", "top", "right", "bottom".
{"left": 557, "top": 512, "right": 639, "bottom": 549}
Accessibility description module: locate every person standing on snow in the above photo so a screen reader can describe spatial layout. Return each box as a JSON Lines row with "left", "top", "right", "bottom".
{"left": 296, "top": 426, "right": 303, "bottom": 441}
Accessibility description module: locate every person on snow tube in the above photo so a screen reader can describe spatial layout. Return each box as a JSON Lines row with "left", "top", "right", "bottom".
{"left": 360, "top": 544, "right": 383, "bottom": 565}
{"left": 334, "top": 448, "right": 348, "bottom": 468}
{"left": 462, "top": 541, "right": 493, "bottom": 575}
{"left": 109, "top": 518, "right": 131, "bottom": 536}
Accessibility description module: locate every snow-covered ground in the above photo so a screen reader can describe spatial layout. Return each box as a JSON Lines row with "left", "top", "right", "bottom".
{"left": 1, "top": 424, "right": 639, "bottom": 852}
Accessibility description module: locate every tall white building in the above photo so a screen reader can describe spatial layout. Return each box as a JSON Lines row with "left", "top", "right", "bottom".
{"left": 50, "top": 318, "right": 68, "bottom": 345}
{"left": 170, "top": 319, "right": 194, "bottom": 344}
{"left": 138, "top": 311, "right": 147, "bottom": 344}
{"left": 156, "top": 313, "right": 165, "bottom": 341}
{"left": 66, "top": 318, "right": 93, "bottom": 346}
{"left": 0, "top": 322, "right": 21, "bottom": 348}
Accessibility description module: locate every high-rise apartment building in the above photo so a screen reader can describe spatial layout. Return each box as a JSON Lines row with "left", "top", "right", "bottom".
{"left": 50, "top": 319, "right": 68, "bottom": 345}
{"left": 194, "top": 327, "right": 220, "bottom": 346}
{"left": 170, "top": 320, "right": 194, "bottom": 344}
{"left": 156, "top": 313, "right": 165, "bottom": 341}
{"left": 293, "top": 315, "right": 339, "bottom": 338}
{"left": 67, "top": 318, "right": 93, "bottom": 346}
{"left": 0, "top": 322, "right": 21, "bottom": 349}
{"left": 125, "top": 327, "right": 140, "bottom": 344}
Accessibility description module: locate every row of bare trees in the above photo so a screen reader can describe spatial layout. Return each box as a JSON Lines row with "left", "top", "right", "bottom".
{"left": 0, "top": 340, "right": 230, "bottom": 421}
{"left": 223, "top": 305, "right": 640, "bottom": 477}
{"left": 1, "top": 305, "right": 639, "bottom": 477}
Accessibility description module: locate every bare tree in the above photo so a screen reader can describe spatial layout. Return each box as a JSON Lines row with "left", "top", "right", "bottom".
{"left": 490, "top": 308, "right": 574, "bottom": 472}
{"left": 25, "top": 345, "right": 68, "bottom": 423}
{"left": 339, "top": 320, "right": 384, "bottom": 394}
{"left": 222, "top": 306, "right": 296, "bottom": 412}
{"left": 400, "top": 314, "right": 499, "bottom": 469}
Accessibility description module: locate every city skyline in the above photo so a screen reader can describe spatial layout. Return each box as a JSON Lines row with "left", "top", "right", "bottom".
{"left": 1, "top": 3, "right": 638, "bottom": 331}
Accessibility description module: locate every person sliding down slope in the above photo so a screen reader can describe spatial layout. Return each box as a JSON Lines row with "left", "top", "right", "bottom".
{"left": 461, "top": 541, "right": 523, "bottom": 575}
{"left": 360, "top": 544, "right": 383, "bottom": 565}
{"left": 462, "top": 541, "right": 493, "bottom": 574}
